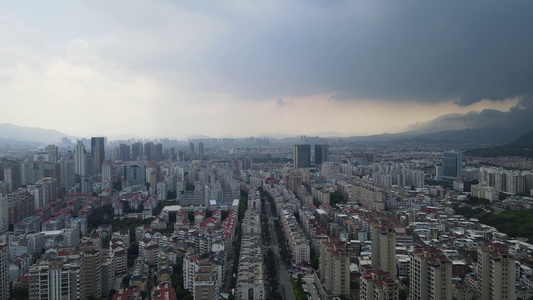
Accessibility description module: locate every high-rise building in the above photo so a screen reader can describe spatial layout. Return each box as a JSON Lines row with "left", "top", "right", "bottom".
{"left": 90, "top": 137, "right": 105, "bottom": 171}
{"left": 190, "top": 143, "right": 195, "bottom": 160}
{"left": 132, "top": 142, "right": 144, "bottom": 160}
{"left": 318, "top": 236, "right": 350, "bottom": 297}
{"left": 61, "top": 153, "right": 75, "bottom": 189}
{"left": 123, "top": 165, "right": 146, "bottom": 185}
{"left": 119, "top": 143, "right": 130, "bottom": 161}
{"left": 83, "top": 247, "right": 102, "bottom": 298}
{"left": 45, "top": 144, "right": 59, "bottom": 163}
{"left": 442, "top": 151, "right": 462, "bottom": 181}
{"left": 144, "top": 142, "right": 154, "bottom": 161}
{"left": 28, "top": 255, "right": 85, "bottom": 300}
{"left": 102, "top": 162, "right": 112, "bottom": 182}
{"left": 477, "top": 242, "right": 516, "bottom": 300}
{"left": 3, "top": 165, "right": 21, "bottom": 192}
{"left": 314, "top": 144, "right": 329, "bottom": 165}
{"left": 360, "top": 270, "right": 398, "bottom": 300}
{"left": 100, "top": 250, "right": 115, "bottom": 297}
{"left": 169, "top": 147, "right": 176, "bottom": 160}
{"left": 74, "top": 141, "right": 87, "bottom": 176}
{"left": 409, "top": 246, "right": 452, "bottom": 300}
{"left": 0, "top": 244, "right": 8, "bottom": 300}
{"left": 0, "top": 197, "right": 8, "bottom": 234}
{"left": 154, "top": 143, "right": 163, "bottom": 161}
{"left": 199, "top": 142, "right": 204, "bottom": 160}
{"left": 21, "top": 160, "right": 43, "bottom": 186}
{"left": 371, "top": 222, "right": 396, "bottom": 281}
{"left": 294, "top": 144, "right": 311, "bottom": 168}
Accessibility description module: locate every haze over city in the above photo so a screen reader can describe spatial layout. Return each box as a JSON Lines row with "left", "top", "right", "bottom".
{"left": 1, "top": 1, "right": 533, "bottom": 139}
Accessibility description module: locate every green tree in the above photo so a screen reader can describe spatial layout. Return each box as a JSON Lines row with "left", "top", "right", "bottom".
{"left": 399, "top": 288, "right": 409, "bottom": 300}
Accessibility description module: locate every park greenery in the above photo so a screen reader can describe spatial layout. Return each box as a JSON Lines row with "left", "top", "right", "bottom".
{"left": 455, "top": 200, "right": 533, "bottom": 243}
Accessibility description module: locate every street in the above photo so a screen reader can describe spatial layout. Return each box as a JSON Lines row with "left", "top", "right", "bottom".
{"left": 264, "top": 195, "right": 295, "bottom": 300}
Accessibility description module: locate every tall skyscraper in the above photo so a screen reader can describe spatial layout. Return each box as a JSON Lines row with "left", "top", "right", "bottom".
{"left": 0, "top": 197, "right": 8, "bottom": 235}
{"left": 199, "top": 142, "right": 204, "bottom": 160}
{"left": 74, "top": 141, "right": 87, "bottom": 176}
{"left": 442, "top": 151, "right": 462, "bottom": 181}
{"left": 91, "top": 137, "right": 105, "bottom": 172}
{"left": 314, "top": 144, "right": 329, "bottom": 165}
{"left": 477, "top": 242, "right": 515, "bottom": 300}
{"left": 294, "top": 144, "right": 311, "bottom": 168}
{"left": 119, "top": 144, "right": 130, "bottom": 161}
{"left": 45, "top": 144, "right": 59, "bottom": 163}
{"left": 61, "top": 153, "right": 75, "bottom": 189}
{"left": 409, "top": 246, "right": 452, "bottom": 300}
{"left": 132, "top": 142, "right": 144, "bottom": 160}
{"left": 190, "top": 142, "right": 195, "bottom": 160}
{"left": 3, "top": 165, "right": 21, "bottom": 192}
{"left": 154, "top": 143, "right": 163, "bottom": 161}
{"left": 144, "top": 142, "right": 154, "bottom": 161}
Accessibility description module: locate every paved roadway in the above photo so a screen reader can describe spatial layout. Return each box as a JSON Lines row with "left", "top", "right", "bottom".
{"left": 263, "top": 195, "right": 295, "bottom": 300}
{"left": 302, "top": 275, "right": 320, "bottom": 300}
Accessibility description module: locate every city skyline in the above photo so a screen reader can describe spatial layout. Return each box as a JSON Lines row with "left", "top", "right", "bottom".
{"left": 1, "top": 1, "right": 532, "bottom": 139}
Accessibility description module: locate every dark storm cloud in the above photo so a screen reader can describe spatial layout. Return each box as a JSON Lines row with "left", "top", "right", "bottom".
{"left": 409, "top": 97, "right": 533, "bottom": 132}
{"left": 84, "top": 1, "right": 533, "bottom": 106}
{"left": 193, "top": 1, "right": 533, "bottom": 105}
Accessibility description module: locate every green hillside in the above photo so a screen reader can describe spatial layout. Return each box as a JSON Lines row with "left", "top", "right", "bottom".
{"left": 464, "top": 130, "right": 533, "bottom": 157}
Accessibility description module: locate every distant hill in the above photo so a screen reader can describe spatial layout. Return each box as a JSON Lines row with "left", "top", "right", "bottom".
{"left": 507, "top": 131, "right": 533, "bottom": 147}
{"left": 0, "top": 137, "right": 44, "bottom": 148}
{"left": 0, "top": 123, "right": 73, "bottom": 144}
{"left": 344, "top": 127, "right": 527, "bottom": 146}
{"left": 464, "top": 130, "right": 533, "bottom": 158}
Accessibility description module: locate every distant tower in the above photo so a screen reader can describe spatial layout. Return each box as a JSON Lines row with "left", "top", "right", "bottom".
{"left": 154, "top": 143, "right": 163, "bottom": 161}
{"left": 314, "top": 144, "right": 329, "bottom": 165}
{"left": 91, "top": 137, "right": 105, "bottom": 172}
{"left": 45, "top": 145, "right": 58, "bottom": 164}
{"left": 61, "top": 152, "right": 75, "bottom": 189}
{"left": 189, "top": 142, "right": 195, "bottom": 160}
{"left": 132, "top": 142, "right": 144, "bottom": 160}
{"left": 144, "top": 142, "right": 154, "bottom": 160}
{"left": 294, "top": 144, "right": 311, "bottom": 168}
{"left": 74, "top": 141, "right": 87, "bottom": 176}
{"left": 119, "top": 144, "right": 130, "bottom": 161}
{"left": 442, "top": 151, "right": 462, "bottom": 181}
{"left": 0, "top": 197, "right": 8, "bottom": 234}
{"left": 198, "top": 142, "right": 204, "bottom": 160}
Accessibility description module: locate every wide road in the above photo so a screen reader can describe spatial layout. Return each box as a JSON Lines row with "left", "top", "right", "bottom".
{"left": 263, "top": 195, "right": 295, "bottom": 300}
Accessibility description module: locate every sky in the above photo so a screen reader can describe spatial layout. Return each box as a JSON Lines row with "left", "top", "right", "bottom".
{"left": 1, "top": 1, "right": 532, "bottom": 139}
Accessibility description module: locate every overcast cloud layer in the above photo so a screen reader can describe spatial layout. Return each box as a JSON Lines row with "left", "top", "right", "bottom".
{"left": 1, "top": 1, "right": 532, "bottom": 138}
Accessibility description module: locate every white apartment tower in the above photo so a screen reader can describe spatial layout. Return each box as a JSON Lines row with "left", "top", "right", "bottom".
{"left": 477, "top": 242, "right": 516, "bottom": 300}
{"left": 74, "top": 141, "right": 87, "bottom": 176}
{"left": 371, "top": 222, "right": 396, "bottom": 281}
{"left": 409, "top": 246, "right": 452, "bottom": 300}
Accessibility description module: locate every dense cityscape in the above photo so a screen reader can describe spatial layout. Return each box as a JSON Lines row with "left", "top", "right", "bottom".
{"left": 1, "top": 1, "right": 533, "bottom": 299}
{"left": 0, "top": 133, "right": 533, "bottom": 300}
